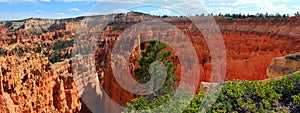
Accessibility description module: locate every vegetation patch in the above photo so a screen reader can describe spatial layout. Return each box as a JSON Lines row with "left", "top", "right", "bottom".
{"left": 285, "top": 54, "right": 300, "bottom": 60}
{"left": 126, "top": 72, "right": 300, "bottom": 113}
{"left": 0, "top": 48, "right": 6, "bottom": 56}
{"left": 47, "top": 39, "right": 74, "bottom": 51}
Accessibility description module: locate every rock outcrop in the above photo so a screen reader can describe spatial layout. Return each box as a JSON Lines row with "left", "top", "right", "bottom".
{"left": 0, "top": 53, "right": 81, "bottom": 112}
{"left": 267, "top": 53, "right": 300, "bottom": 78}
{"left": 0, "top": 93, "right": 20, "bottom": 113}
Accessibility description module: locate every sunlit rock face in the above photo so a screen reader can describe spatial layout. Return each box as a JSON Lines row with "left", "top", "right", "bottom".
{"left": 0, "top": 12, "right": 299, "bottom": 112}
{"left": 267, "top": 53, "right": 300, "bottom": 78}
{"left": 0, "top": 53, "right": 82, "bottom": 112}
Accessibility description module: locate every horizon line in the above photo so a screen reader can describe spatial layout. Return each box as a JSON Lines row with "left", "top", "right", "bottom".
{"left": 1, "top": 11, "right": 299, "bottom": 22}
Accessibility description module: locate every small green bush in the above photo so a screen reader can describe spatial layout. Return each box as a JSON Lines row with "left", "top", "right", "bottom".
{"left": 292, "top": 93, "right": 300, "bottom": 106}
{"left": 285, "top": 54, "right": 300, "bottom": 60}
{"left": 0, "top": 48, "right": 6, "bottom": 56}
{"left": 47, "top": 39, "right": 74, "bottom": 50}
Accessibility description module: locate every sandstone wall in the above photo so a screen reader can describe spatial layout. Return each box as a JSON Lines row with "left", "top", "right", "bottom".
{"left": 267, "top": 53, "right": 300, "bottom": 78}
{"left": 0, "top": 54, "right": 82, "bottom": 113}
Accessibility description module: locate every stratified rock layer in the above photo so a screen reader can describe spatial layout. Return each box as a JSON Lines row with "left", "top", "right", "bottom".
{"left": 267, "top": 53, "right": 300, "bottom": 78}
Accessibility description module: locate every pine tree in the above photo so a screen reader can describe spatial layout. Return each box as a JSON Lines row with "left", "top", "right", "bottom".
{"left": 134, "top": 39, "right": 178, "bottom": 99}
{"left": 295, "top": 12, "right": 300, "bottom": 17}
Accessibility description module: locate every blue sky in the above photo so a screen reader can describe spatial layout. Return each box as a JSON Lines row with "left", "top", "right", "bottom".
{"left": 0, "top": 0, "right": 299, "bottom": 21}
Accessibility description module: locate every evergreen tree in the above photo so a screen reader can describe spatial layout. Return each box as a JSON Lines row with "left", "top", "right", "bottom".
{"left": 295, "top": 12, "right": 300, "bottom": 17}
{"left": 265, "top": 13, "right": 269, "bottom": 18}
{"left": 134, "top": 39, "right": 178, "bottom": 100}
{"left": 219, "top": 13, "right": 222, "bottom": 17}
{"left": 282, "top": 14, "right": 287, "bottom": 18}
{"left": 276, "top": 13, "right": 282, "bottom": 18}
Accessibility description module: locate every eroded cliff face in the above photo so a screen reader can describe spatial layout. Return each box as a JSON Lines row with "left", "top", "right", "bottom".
{"left": 100, "top": 15, "right": 300, "bottom": 82}
{"left": 0, "top": 12, "right": 299, "bottom": 112}
{"left": 267, "top": 53, "right": 300, "bottom": 78}
{"left": 0, "top": 53, "right": 82, "bottom": 112}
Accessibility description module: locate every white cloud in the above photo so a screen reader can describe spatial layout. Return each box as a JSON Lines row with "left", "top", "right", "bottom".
{"left": 204, "top": 0, "right": 236, "bottom": 5}
{"left": 165, "top": 0, "right": 209, "bottom": 15}
{"left": 0, "top": 0, "right": 10, "bottom": 2}
{"left": 205, "top": 7, "right": 234, "bottom": 13}
{"left": 148, "top": 8, "right": 173, "bottom": 16}
{"left": 202, "top": 0, "right": 299, "bottom": 15}
{"left": 292, "top": 5, "right": 300, "bottom": 10}
{"left": 56, "top": 12, "right": 65, "bottom": 15}
{"left": 111, "top": 8, "right": 129, "bottom": 13}
{"left": 69, "top": 8, "right": 80, "bottom": 11}
{"left": 34, "top": 10, "right": 45, "bottom": 13}
{"left": 40, "top": 0, "right": 50, "bottom": 2}
{"left": 230, "top": 0, "right": 289, "bottom": 7}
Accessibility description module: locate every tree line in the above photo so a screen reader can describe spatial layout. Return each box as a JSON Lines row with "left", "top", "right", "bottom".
{"left": 196, "top": 12, "right": 300, "bottom": 19}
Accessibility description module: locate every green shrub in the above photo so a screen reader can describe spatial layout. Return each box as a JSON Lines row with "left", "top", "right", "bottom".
{"left": 285, "top": 54, "right": 300, "bottom": 60}
{"left": 292, "top": 93, "right": 300, "bottom": 106}
{"left": 126, "top": 72, "right": 300, "bottom": 112}
{"left": 0, "top": 48, "right": 6, "bottom": 56}
{"left": 13, "top": 46, "right": 24, "bottom": 57}
{"left": 47, "top": 39, "right": 74, "bottom": 50}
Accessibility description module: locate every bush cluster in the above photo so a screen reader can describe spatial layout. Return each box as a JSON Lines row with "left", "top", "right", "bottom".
{"left": 126, "top": 72, "right": 300, "bottom": 113}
